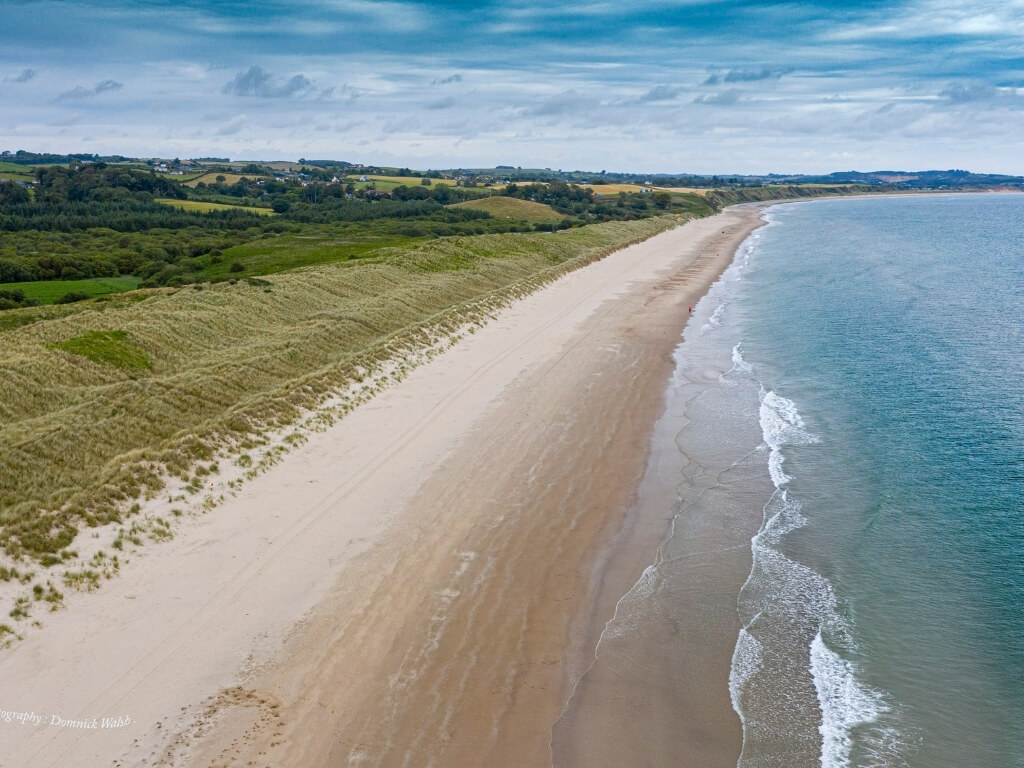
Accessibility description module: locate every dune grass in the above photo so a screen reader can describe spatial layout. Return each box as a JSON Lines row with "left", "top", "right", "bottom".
{"left": 449, "top": 196, "right": 563, "bottom": 222}
{"left": 0, "top": 217, "right": 678, "bottom": 564}
{"left": 201, "top": 233, "right": 427, "bottom": 279}
{"left": 50, "top": 330, "right": 152, "bottom": 371}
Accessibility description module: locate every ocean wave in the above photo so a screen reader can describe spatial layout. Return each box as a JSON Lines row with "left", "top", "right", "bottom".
{"left": 729, "top": 343, "right": 753, "bottom": 376}
{"left": 758, "top": 388, "right": 818, "bottom": 488}
{"left": 598, "top": 564, "right": 661, "bottom": 641}
{"left": 729, "top": 626, "right": 763, "bottom": 725}
{"left": 810, "top": 631, "right": 887, "bottom": 768}
{"left": 701, "top": 301, "right": 727, "bottom": 334}
{"left": 732, "top": 383, "right": 900, "bottom": 768}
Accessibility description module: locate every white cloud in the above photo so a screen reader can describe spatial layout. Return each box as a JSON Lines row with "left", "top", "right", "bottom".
{"left": 223, "top": 67, "right": 313, "bottom": 98}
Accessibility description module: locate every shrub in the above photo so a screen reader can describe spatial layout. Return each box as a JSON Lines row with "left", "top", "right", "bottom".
{"left": 56, "top": 291, "right": 90, "bottom": 304}
{"left": 229, "top": 261, "right": 245, "bottom": 273}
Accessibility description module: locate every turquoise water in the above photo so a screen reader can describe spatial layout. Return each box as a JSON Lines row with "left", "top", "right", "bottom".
{"left": 726, "top": 194, "right": 1024, "bottom": 767}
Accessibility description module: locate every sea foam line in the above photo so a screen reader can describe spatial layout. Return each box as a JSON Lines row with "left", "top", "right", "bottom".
{"left": 810, "top": 631, "right": 888, "bottom": 768}
{"left": 729, "top": 358, "right": 895, "bottom": 768}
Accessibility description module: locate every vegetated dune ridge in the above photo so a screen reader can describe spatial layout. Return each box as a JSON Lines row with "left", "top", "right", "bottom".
{"left": 0, "top": 218, "right": 673, "bottom": 596}
{"left": 0, "top": 207, "right": 761, "bottom": 768}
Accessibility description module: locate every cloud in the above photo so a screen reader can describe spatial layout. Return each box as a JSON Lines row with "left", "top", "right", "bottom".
{"left": 55, "top": 86, "right": 96, "bottom": 101}
{"left": 55, "top": 80, "right": 124, "bottom": 101}
{"left": 693, "top": 88, "right": 743, "bottom": 106}
{"left": 522, "top": 89, "right": 600, "bottom": 117}
{"left": 222, "top": 66, "right": 313, "bottom": 98}
{"left": 216, "top": 115, "right": 248, "bottom": 135}
{"left": 47, "top": 113, "right": 83, "bottom": 127}
{"left": 639, "top": 85, "right": 683, "bottom": 102}
{"left": 937, "top": 81, "right": 1024, "bottom": 110}
{"left": 94, "top": 79, "right": 123, "bottom": 94}
{"left": 704, "top": 68, "right": 791, "bottom": 86}
{"left": 940, "top": 81, "right": 998, "bottom": 103}
{"left": 432, "top": 74, "right": 463, "bottom": 86}
{"left": 426, "top": 96, "right": 456, "bottom": 110}
{"left": 5, "top": 68, "right": 35, "bottom": 83}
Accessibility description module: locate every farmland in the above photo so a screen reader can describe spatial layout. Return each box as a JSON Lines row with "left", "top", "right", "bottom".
{"left": 155, "top": 198, "right": 276, "bottom": 215}
{"left": 451, "top": 196, "right": 563, "bottom": 222}
{"left": 0, "top": 162, "right": 35, "bottom": 182}
{"left": 184, "top": 172, "right": 263, "bottom": 187}
{"left": 346, "top": 175, "right": 463, "bottom": 191}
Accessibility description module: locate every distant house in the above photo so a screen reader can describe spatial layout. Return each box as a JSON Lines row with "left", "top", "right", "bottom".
{"left": 358, "top": 175, "right": 369, "bottom": 182}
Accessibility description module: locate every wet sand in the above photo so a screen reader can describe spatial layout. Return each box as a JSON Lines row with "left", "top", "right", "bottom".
{"left": 0, "top": 207, "right": 763, "bottom": 768}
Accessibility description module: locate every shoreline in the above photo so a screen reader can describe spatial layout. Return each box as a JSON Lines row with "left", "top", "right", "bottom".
{"left": 1, "top": 206, "right": 765, "bottom": 767}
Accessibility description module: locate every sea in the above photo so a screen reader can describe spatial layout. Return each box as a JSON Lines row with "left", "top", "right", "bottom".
{"left": 555, "top": 193, "right": 1023, "bottom": 767}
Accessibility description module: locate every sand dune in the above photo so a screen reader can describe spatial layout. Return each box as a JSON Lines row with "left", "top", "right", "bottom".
{"left": 0, "top": 207, "right": 762, "bottom": 768}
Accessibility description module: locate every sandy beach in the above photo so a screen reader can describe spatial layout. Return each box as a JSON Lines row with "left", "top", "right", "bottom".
{"left": 0, "top": 206, "right": 763, "bottom": 768}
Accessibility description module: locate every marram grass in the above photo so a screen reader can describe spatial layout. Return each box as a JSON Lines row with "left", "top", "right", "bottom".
{"left": 0, "top": 217, "right": 676, "bottom": 563}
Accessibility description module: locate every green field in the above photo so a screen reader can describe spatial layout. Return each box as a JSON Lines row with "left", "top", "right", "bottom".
{"left": 347, "top": 175, "right": 461, "bottom": 190}
{"left": 155, "top": 198, "right": 276, "bottom": 215}
{"left": 450, "top": 196, "right": 563, "bottom": 223}
{"left": 0, "top": 276, "right": 142, "bottom": 305}
{"left": 0, "top": 161, "right": 35, "bottom": 182}
{"left": 184, "top": 172, "right": 266, "bottom": 188}
{"left": 0, "top": 217, "right": 675, "bottom": 570}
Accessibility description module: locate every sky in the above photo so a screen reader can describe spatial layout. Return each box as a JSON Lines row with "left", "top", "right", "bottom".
{"left": 3, "top": 0, "right": 1024, "bottom": 174}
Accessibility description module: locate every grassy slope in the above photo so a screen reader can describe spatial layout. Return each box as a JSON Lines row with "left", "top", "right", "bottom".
{"left": 184, "top": 172, "right": 263, "bottom": 187}
{"left": 704, "top": 184, "right": 873, "bottom": 209}
{"left": 0, "top": 217, "right": 677, "bottom": 561}
{"left": 155, "top": 198, "right": 275, "bottom": 215}
{"left": 449, "top": 196, "right": 563, "bottom": 222}
{"left": 354, "top": 175, "right": 460, "bottom": 186}
{"left": 0, "top": 161, "right": 34, "bottom": 182}
{"left": 0, "top": 276, "right": 142, "bottom": 305}
{"left": 203, "top": 233, "right": 428, "bottom": 279}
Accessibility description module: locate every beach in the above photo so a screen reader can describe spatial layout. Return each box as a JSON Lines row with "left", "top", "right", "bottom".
{"left": 0, "top": 206, "right": 764, "bottom": 768}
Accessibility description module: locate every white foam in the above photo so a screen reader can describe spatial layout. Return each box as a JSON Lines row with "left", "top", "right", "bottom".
{"left": 810, "top": 631, "right": 887, "bottom": 768}
{"left": 729, "top": 626, "right": 763, "bottom": 724}
{"left": 701, "top": 301, "right": 728, "bottom": 334}
{"left": 730, "top": 343, "right": 753, "bottom": 375}
{"left": 599, "top": 564, "right": 661, "bottom": 641}
{"left": 758, "top": 388, "right": 818, "bottom": 489}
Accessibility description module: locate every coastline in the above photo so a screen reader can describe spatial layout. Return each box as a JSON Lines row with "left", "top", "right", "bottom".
{"left": 0, "top": 206, "right": 765, "bottom": 767}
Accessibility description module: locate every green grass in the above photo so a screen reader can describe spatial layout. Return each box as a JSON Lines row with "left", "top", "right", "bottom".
{"left": 450, "top": 196, "right": 563, "bottom": 223}
{"left": 203, "top": 233, "right": 428, "bottom": 279}
{"left": 0, "top": 217, "right": 679, "bottom": 563}
{"left": 184, "top": 172, "right": 265, "bottom": 188}
{"left": 350, "top": 175, "right": 460, "bottom": 187}
{"left": 0, "top": 276, "right": 142, "bottom": 305}
{"left": 50, "top": 330, "right": 152, "bottom": 371}
{"left": 155, "top": 198, "right": 276, "bottom": 215}
{"left": 0, "top": 161, "right": 34, "bottom": 182}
